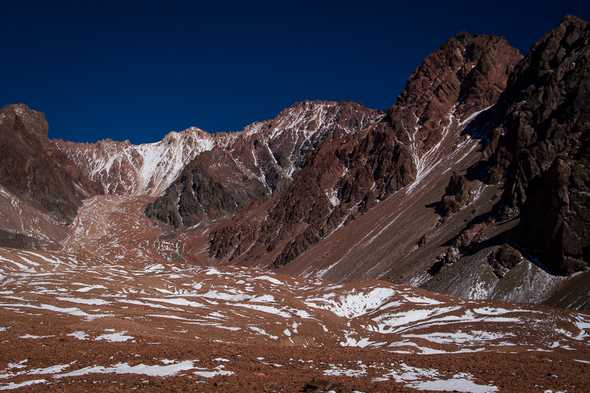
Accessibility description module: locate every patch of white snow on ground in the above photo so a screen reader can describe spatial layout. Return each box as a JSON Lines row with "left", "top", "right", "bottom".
{"left": 95, "top": 331, "right": 134, "bottom": 343}
{"left": 402, "top": 330, "right": 514, "bottom": 345}
{"left": 19, "top": 334, "right": 54, "bottom": 339}
{"left": 374, "top": 363, "right": 496, "bottom": 392}
{"left": 56, "top": 297, "right": 111, "bottom": 306}
{"left": 54, "top": 360, "right": 196, "bottom": 378}
{"left": 306, "top": 288, "right": 395, "bottom": 318}
{"left": 248, "top": 326, "right": 279, "bottom": 340}
{"left": 410, "top": 373, "right": 498, "bottom": 392}
{"left": 26, "top": 364, "right": 73, "bottom": 375}
{"left": 142, "top": 297, "right": 206, "bottom": 308}
{"left": 233, "top": 303, "right": 291, "bottom": 318}
{"left": 74, "top": 284, "right": 107, "bottom": 293}
{"left": 255, "top": 275, "right": 283, "bottom": 285}
{"left": 370, "top": 307, "right": 459, "bottom": 333}
{"left": 67, "top": 331, "right": 89, "bottom": 340}
{"left": 200, "top": 290, "right": 250, "bottom": 302}
{"left": 0, "top": 379, "right": 47, "bottom": 390}
{"left": 193, "top": 366, "right": 234, "bottom": 378}
{"left": 323, "top": 364, "right": 367, "bottom": 378}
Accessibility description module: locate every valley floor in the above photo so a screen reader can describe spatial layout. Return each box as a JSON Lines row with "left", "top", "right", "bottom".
{"left": 0, "top": 247, "right": 589, "bottom": 392}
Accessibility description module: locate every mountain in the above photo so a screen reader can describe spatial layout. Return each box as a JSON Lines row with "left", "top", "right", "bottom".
{"left": 423, "top": 15, "right": 590, "bottom": 307}
{"left": 144, "top": 101, "right": 382, "bottom": 227}
{"left": 0, "top": 18, "right": 587, "bottom": 311}
{"left": 54, "top": 128, "right": 216, "bottom": 196}
{"left": 199, "top": 33, "right": 522, "bottom": 269}
{"left": 2, "top": 16, "right": 581, "bottom": 311}
{"left": 0, "top": 107, "right": 223, "bottom": 250}
{"left": 0, "top": 104, "right": 99, "bottom": 222}
{"left": 0, "top": 104, "right": 101, "bottom": 249}
{"left": 140, "top": 17, "right": 589, "bottom": 310}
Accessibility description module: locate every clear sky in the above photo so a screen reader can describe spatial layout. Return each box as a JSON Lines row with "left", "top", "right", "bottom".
{"left": 1, "top": 0, "right": 589, "bottom": 143}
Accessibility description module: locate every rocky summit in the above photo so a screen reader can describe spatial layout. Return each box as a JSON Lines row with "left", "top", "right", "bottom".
{"left": 0, "top": 15, "right": 589, "bottom": 393}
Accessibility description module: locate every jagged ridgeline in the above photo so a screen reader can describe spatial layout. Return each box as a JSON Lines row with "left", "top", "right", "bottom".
{"left": 0, "top": 15, "right": 589, "bottom": 392}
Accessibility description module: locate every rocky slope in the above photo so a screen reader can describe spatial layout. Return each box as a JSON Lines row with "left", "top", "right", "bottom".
{"left": 0, "top": 105, "right": 222, "bottom": 249}
{"left": 145, "top": 101, "right": 382, "bottom": 227}
{"left": 200, "top": 33, "right": 521, "bottom": 269}
{"left": 54, "top": 127, "right": 216, "bottom": 196}
{"left": 490, "top": 15, "right": 590, "bottom": 274}
{"left": 423, "top": 15, "right": 590, "bottom": 308}
{"left": 141, "top": 17, "right": 590, "bottom": 311}
{"left": 0, "top": 104, "right": 99, "bottom": 223}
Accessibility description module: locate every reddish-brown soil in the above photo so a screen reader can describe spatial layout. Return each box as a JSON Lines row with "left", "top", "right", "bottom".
{"left": 1, "top": 223, "right": 589, "bottom": 391}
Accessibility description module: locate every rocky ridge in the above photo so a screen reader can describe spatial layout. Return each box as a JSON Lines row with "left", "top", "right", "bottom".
{"left": 145, "top": 101, "right": 382, "bottom": 227}
{"left": 54, "top": 127, "right": 217, "bottom": 196}
{"left": 424, "top": 16, "right": 590, "bottom": 306}
{"left": 0, "top": 104, "right": 100, "bottom": 223}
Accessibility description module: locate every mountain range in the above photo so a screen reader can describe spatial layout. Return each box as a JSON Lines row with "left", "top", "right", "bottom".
{"left": 0, "top": 15, "right": 589, "bottom": 392}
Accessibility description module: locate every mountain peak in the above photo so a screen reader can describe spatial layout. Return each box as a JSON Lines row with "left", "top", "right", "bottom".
{"left": 560, "top": 14, "right": 588, "bottom": 27}
{"left": 162, "top": 126, "right": 211, "bottom": 144}
{"left": 0, "top": 103, "right": 49, "bottom": 139}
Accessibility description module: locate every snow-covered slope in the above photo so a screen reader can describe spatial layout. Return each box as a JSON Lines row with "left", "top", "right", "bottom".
{"left": 54, "top": 127, "right": 216, "bottom": 196}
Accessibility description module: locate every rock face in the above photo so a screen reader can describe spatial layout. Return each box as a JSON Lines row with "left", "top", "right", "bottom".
{"left": 423, "top": 244, "right": 565, "bottom": 304}
{"left": 387, "top": 33, "right": 522, "bottom": 184}
{"left": 490, "top": 15, "right": 590, "bottom": 275}
{"left": 424, "top": 16, "right": 590, "bottom": 306}
{"left": 199, "top": 33, "right": 521, "bottom": 267}
{"left": 145, "top": 101, "right": 382, "bottom": 227}
{"left": 0, "top": 104, "right": 99, "bottom": 224}
{"left": 438, "top": 16, "right": 590, "bottom": 272}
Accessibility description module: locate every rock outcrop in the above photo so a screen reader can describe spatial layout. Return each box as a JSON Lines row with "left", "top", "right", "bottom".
{"left": 436, "top": 16, "right": 590, "bottom": 275}
{"left": 0, "top": 104, "right": 99, "bottom": 223}
{"left": 425, "top": 16, "right": 590, "bottom": 307}
{"left": 497, "top": 16, "right": 590, "bottom": 274}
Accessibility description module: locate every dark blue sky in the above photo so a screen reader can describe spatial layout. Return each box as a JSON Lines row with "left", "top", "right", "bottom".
{"left": 1, "top": 1, "right": 588, "bottom": 143}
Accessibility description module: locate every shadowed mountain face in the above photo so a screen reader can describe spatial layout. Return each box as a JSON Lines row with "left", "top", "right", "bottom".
{"left": 488, "top": 15, "right": 590, "bottom": 275}
{"left": 423, "top": 16, "right": 590, "bottom": 306}
{"left": 0, "top": 104, "right": 99, "bottom": 224}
